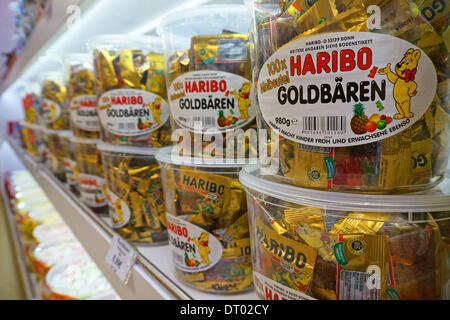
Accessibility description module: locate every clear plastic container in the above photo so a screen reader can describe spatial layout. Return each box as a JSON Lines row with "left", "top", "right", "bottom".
{"left": 45, "top": 129, "right": 72, "bottom": 182}
{"left": 19, "top": 81, "right": 41, "bottom": 124}
{"left": 240, "top": 164, "right": 450, "bottom": 300}
{"left": 31, "top": 237, "right": 85, "bottom": 279}
{"left": 156, "top": 146, "right": 253, "bottom": 293}
{"left": 63, "top": 53, "right": 100, "bottom": 139}
{"left": 72, "top": 137, "right": 108, "bottom": 214}
{"left": 86, "top": 35, "right": 171, "bottom": 147}
{"left": 246, "top": 0, "right": 449, "bottom": 193}
{"left": 158, "top": 5, "right": 256, "bottom": 157}
{"left": 39, "top": 70, "right": 70, "bottom": 130}
{"left": 45, "top": 257, "right": 112, "bottom": 300}
{"left": 97, "top": 142, "right": 167, "bottom": 245}
{"left": 60, "top": 131, "right": 80, "bottom": 195}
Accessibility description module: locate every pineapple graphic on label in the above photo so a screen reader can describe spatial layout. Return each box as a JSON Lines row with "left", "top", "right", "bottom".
{"left": 350, "top": 103, "right": 369, "bottom": 135}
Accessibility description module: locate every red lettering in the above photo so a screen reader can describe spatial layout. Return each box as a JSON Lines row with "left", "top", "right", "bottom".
{"left": 198, "top": 81, "right": 206, "bottom": 92}
{"left": 290, "top": 55, "right": 301, "bottom": 76}
{"left": 340, "top": 49, "right": 356, "bottom": 72}
{"left": 219, "top": 80, "right": 226, "bottom": 92}
{"left": 332, "top": 51, "right": 338, "bottom": 73}
{"left": 302, "top": 54, "right": 316, "bottom": 75}
{"left": 357, "top": 47, "right": 372, "bottom": 70}
{"left": 316, "top": 52, "right": 330, "bottom": 74}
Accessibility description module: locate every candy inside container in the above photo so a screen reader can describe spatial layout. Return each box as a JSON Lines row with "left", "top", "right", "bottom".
{"left": 60, "top": 131, "right": 80, "bottom": 195}
{"left": 39, "top": 70, "right": 70, "bottom": 130}
{"left": 19, "top": 121, "right": 40, "bottom": 159}
{"left": 44, "top": 129, "right": 72, "bottom": 182}
{"left": 246, "top": 0, "right": 449, "bottom": 193}
{"left": 240, "top": 164, "right": 450, "bottom": 300}
{"left": 158, "top": 5, "right": 258, "bottom": 158}
{"left": 19, "top": 81, "right": 41, "bottom": 124}
{"left": 86, "top": 35, "right": 172, "bottom": 147}
{"left": 98, "top": 142, "right": 168, "bottom": 245}
{"left": 156, "top": 147, "right": 254, "bottom": 293}
{"left": 63, "top": 53, "right": 100, "bottom": 139}
{"left": 72, "top": 137, "right": 108, "bottom": 214}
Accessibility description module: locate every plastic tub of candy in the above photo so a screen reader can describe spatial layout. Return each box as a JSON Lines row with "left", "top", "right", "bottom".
{"left": 60, "top": 131, "right": 80, "bottom": 195}
{"left": 31, "top": 237, "right": 85, "bottom": 279}
{"left": 45, "top": 129, "right": 72, "bottom": 182}
{"left": 246, "top": 0, "right": 449, "bottom": 193}
{"left": 23, "top": 207, "right": 62, "bottom": 242}
{"left": 86, "top": 35, "right": 171, "bottom": 147}
{"left": 156, "top": 146, "right": 254, "bottom": 293}
{"left": 63, "top": 53, "right": 100, "bottom": 139}
{"left": 72, "top": 137, "right": 108, "bottom": 214}
{"left": 97, "top": 142, "right": 167, "bottom": 245}
{"left": 19, "top": 81, "right": 41, "bottom": 124}
{"left": 158, "top": 5, "right": 256, "bottom": 157}
{"left": 39, "top": 70, "right": 70, "bottom": 130}
{"left": 45, "top": 257, "right": 112, "bottom": 300}
{"left": 240, "top": 164, "right": 450, "bottom": 300}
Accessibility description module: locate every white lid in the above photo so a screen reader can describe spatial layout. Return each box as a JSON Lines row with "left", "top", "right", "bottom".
{"left": 155, "top": 146, "right": 258, "bottom": 168}
{"left": 32, "top": 238, "right": 85, "bottom": 268}
{"left": 239, "top": 165, "right": 450, "bottom": 213}
{"left": 70, "top": 136, "right": 100, "bottom": 145}
{"left": 97, "top": 141, "right": 158, "bottom": 156}
{"left": 158, "top": 4, "right": 249, "bottom": 36}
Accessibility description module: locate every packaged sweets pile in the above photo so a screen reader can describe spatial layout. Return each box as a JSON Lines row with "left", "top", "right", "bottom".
{"left": 19, "top": 81, "right": 41, "bottom": 124}
{"left": 241, "top": 165, "right": 450, "bottom": 300}
{"left": 248, "top": 0, "right": 449, "bottom": 193}
{"left": 238, "top": 0, "right": 450, "bottom": 300}
{"left": 87, "top": 35, "right": 171, "bottom": 147}
{"left": 72, "top": 137, "right": 108, "bottom": 214}
{"left": 60, "top": 132, "right": 80, "bottom": 195}
{"left": 98, "top": 142, "right": 167, "bottom": 245}
{"left": 156, "top": 147, "right": 253, "bottom": 293}
{"left": 64, "top": 53, "right": 100, "bottom": 139}
{"left": 40, "top": 71, "right": 70, "bottom": 131}
{"left": 159, "top": 5, "right": 257, "bottom": 157}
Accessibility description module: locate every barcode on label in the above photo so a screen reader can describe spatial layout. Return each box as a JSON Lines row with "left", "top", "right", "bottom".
{"left": 192, "top": 116, "right": 216, "bottom": 127}
{"left": 302, "top": 116, "right": 346, "bottom": 134}
{"left": 119, "top": 123, "right": 136, "bottom": 130}
{"left": 297, "top": 143, "right": 332, "bottom": 154}
{"left": 339, "top": 270, "right": 379, "bottom": 300}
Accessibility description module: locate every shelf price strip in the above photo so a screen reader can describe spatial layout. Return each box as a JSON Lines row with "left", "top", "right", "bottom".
{"left": 105, "top": 234, "right": 137, "bottom": 284}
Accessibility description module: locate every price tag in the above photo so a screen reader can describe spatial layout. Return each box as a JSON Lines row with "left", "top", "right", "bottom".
{"left": 105, "top": 234, "right": 137, "bottom": 284}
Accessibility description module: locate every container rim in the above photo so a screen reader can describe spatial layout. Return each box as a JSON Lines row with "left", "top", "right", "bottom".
{"left": 155, "top": 146, "right": 258, "bottom": 168}
{"left": 158, "top": 4, "right": 248, "bottom": 30}
{"left": 97, "top": 141, "right": 159, "bottom": 156}
{"left": 70, "top": 136, "right": 101, "bottom": 145}
{"left": 239, "top": 165, "right": 450, "bottom": 213}
{"left": 86, "top": 34, "right": 163, "bottom": 51}
{"left": 42, "top": 128, "right": 73, "bottom": 137}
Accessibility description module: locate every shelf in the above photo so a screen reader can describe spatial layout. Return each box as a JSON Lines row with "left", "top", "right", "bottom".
{"left": 7, "top": 137, "right": 258, "bottom": 300}
{"left": 0, "top": 0, "right": 84, "bottom": 95}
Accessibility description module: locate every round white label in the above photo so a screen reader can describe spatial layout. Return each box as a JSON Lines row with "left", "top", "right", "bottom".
{"left": 79, "top": 174, "right": 107, "bottom": 207}
{"left": 41, "top": 99, "right": 62, "bottom": 124}
{"left": 166, "top": 214, "right": 223, "bottom": 272}
{"left": 63, "top": 158, "right": 78, "bottom": 186}
{"left": 106, "top": 189, "right": 131, "bottom": 228}
{"left": 69, "top": 95, "right": 100, "bottom": 132}
{"left": 168, "top": 70, "right": 255, "bottom": 133}
{"left": 98, "top": 88, "right": 169, "bottom": 136}
{"left": 258, "top": 32, "right": 437, "bottom": 147}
